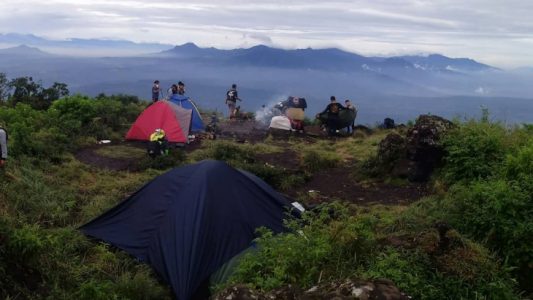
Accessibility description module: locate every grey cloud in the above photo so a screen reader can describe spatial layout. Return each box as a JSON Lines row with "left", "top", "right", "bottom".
{"left": 1, "top": 0, "right": 533, "bottom": 67}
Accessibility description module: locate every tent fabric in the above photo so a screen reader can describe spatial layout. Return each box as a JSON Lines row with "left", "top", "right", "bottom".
{"left": 269, "top": 116, "right": 292, "bottom": 130}
{"left": 169, "top": 94, "right": 205, "bottom": 132}
{"left": 125, "top": 101, "right": 191, "bottom": 143}
{"left": 80, "top": 160, "right": 290, "bottom": 300}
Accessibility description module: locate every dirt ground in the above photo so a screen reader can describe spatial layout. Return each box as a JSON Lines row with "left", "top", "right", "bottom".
{"left": 75, "top": 120, "right": 430, "bottom": 205}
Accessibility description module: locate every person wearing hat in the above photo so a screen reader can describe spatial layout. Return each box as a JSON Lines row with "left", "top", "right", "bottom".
{"left": 152, "top": 80, "right": 161, "bottom": 102}
{"left": 0, "top": 124, "right": 7, "bottom": 168}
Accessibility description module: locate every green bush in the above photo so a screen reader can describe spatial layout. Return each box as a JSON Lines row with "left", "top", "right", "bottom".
{"left": 301, "top": 149, "right": 341, "bottom": 172}
{"left": 227, "top": 203, "right": 375, "bottom": 291}
{"left": 441, "top": 121, "right": 508, "bottom": 182}
{"left": 365, "top": 246, "right": 518, "bottom": 299}
{"left": 441, "top": 179, "right": 532, "bottom": 291}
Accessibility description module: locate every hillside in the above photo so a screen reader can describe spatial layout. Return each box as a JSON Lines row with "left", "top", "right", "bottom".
{"left": 1, "top": 94, "right": 531, "bottom": 299}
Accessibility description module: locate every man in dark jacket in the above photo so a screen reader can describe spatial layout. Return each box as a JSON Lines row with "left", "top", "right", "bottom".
{"left": 320, "top": 96, "right": 345, "bottom": 135}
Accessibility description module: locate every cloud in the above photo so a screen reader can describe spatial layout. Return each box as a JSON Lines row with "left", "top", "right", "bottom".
{"left": 1, "top": 0, "right": 533, "bottom": 67}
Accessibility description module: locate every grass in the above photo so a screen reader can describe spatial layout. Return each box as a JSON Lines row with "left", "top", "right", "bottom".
{"left": 1, "top": 120, "right": 527, "bottom": 299}
{"left": 94, "top": 145, "right": 146, "bottom": 160}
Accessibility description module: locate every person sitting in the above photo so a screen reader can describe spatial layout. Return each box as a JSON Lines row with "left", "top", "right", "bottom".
{"left": 148, "top": 129, "right": 169, "bottom": 157}
{"left": 319, "top": 96, "right": 345, "bottom": 136}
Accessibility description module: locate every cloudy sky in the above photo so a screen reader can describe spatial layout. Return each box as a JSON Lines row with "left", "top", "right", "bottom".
{"left": 1, "top": 0, "right": 532, "bottom": 68}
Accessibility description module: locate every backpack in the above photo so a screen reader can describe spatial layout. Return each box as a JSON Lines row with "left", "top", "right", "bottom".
{"left": 330, "top": 103, "right": 340, "bottom": 114}
{"left": 226, "top": 90, "right": 237, "bottom": 102}
{"left": 384, "top": 118, "right": 395, "bottom": 129}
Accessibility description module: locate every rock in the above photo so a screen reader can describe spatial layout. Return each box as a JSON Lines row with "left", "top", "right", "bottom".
{"left": 372, "top": 115, "right": 453, "bottom": 181}
{"left": 214, "top": 278, "right": 409, "bottom": 300}
{"left": 405, "top": 115, "right": 454, "bottom": 182}
{"left": 377, "top": 133, "right": 407, "bottom": 166}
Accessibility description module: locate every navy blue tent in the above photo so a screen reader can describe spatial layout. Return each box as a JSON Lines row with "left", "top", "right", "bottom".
{"left": 80, "top": 160, "right": 291, "bottom": 299}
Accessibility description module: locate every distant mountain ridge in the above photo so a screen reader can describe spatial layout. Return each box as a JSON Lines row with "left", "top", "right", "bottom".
{"left": 0, "top": 44, "right": 52, "bottom": 56}
{"left": 1, "top": 33, "right": 531, "bottom": 125}
{"left": 0, "top": 33, "right": 496, "bottom": 73}
{"left": 159, "top": 43, "right": 496, "bottom": 73}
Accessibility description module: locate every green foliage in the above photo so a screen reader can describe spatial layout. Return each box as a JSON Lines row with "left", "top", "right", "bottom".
{"left": 301, "top": 148, "right": 341, "bottom": 172}
{"left": 365, "top": 246, "right": 518, "bottom": 300}
{"left": 437, "top": 120, "right": 533, "bottom": 291}
{"left": 227, "top": 203, "right": 375, "bottom": 291}
{"left": 0, "top": 92, "right": 144, "bottom": 162}
{"left": 441, "top": 120, "right": 508, "bottom": 182}
{"left": 6, "top": 76, "right": 69, "bottom": 110}
{"left": 441, "top": 179, "right": 532, "bottom": 290}
{"left": 138, "top": 149, "right": 187, "bottom": 170}
{"left": 189, "top": 140, "right": 256, "bottom": 163}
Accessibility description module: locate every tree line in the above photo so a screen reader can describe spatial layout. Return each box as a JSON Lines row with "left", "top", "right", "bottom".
{"left": 0, "top": 72, "right": 69, "bottom": 110}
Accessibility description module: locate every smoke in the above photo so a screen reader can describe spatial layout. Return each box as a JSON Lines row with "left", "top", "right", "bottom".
{"left": 254, "top": 94, "right": 288, "bottom": 127}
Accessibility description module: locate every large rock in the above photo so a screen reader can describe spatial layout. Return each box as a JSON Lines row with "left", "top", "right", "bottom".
{"left": 375, "top": 115, "right": 453, "bottom": 181}
{"left": 405, "top": 115, "right": 454, "bottom": 181}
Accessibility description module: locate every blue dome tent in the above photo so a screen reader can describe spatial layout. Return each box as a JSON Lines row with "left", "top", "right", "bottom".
{"left": 169, "top": 94, "right": 205, "bottom": 132}
{"left": 80, "top": 160, "right": 292, "bottom": 299}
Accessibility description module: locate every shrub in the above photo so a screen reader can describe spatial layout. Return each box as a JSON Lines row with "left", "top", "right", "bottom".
{"left": 227, "top": 203, "right": 375, "bottom": 291}
{"left": 301, "top": 149, "right": 341, "bottom": 172}
{"left": 441, "top": 121, "right": 508, "bottom": 182}
{"left": 441, "top": 179, "right": 532, "bottom": 291}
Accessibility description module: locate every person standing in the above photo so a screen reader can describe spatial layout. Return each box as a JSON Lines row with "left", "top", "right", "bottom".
{"left": 0, "top": 125, "right": 7, "bottom": 168}
{"left": 344, "top": 99, "right": 357, "bottom": 134}
{"left": 177, "top": 81, "right": 186, "bottom": 95}
{"left": 152, "top": 80, "right": 161, "bottom": 102}
{"left": 225, "top": 84, "right": 241, "bottom": 119}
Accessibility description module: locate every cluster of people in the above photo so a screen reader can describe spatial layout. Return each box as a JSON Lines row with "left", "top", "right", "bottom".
{"left": 318, "top": 96, "right": 357, "bottom": 135}
{"left": 151, "top": 80, "right": 187, "bottom": 103}
{"left": 152, "top": 80, "right": 358, "bottom": 136}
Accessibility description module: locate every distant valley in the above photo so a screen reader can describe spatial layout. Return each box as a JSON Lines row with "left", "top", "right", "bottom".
{"left": 1, "top": 34, "right": 532, "bottom": 124}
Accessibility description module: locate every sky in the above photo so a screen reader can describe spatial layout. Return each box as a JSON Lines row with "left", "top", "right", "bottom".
{"left": 1, "top": 0, "right": 533, "bottom": 68}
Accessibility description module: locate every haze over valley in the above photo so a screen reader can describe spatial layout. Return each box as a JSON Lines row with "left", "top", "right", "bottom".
{"left": 1, "top": 34, "right": 532, "bottom": 124}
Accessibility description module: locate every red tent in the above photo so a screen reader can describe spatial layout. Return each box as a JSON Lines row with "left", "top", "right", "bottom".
{"left": 126, "top": 101, "right": 192, "bottom": 143}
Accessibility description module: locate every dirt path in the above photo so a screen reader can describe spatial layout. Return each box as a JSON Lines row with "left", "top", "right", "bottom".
{"left": 75, "top": 121, "right": 430, "bottom": 205}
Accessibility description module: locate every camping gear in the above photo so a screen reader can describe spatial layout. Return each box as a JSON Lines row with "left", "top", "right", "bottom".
{"left": 317, "top": 109, "right": 356, "bottom": 130}
{"left": 168, "top": 94, "right": 205, "bottom": 132}
{"left": 285, "top": 108, "right": 305, "bottom": 121}
{"left": 126, "top": 101, "right": 192, "bottom": 143}
{"left": 384, "top": 118, "right": 395, "bottom": 129}
{"left": 80, "top": 160, "right": 292, "bottom": 300}
{"left": 269, "top": 116, "right": 292, "bottom": 131}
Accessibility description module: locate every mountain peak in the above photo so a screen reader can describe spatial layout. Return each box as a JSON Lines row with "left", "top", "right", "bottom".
{"left": 176, "top": 42, "right": 199, "bottom": 49}
{"left": 0, "top": 44, "right": 50, "bottom": 56}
